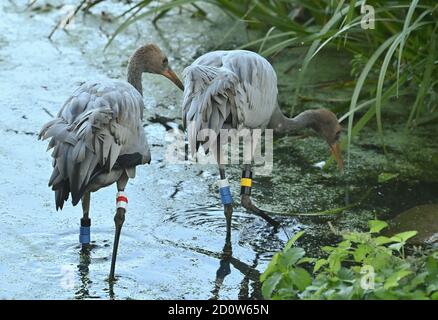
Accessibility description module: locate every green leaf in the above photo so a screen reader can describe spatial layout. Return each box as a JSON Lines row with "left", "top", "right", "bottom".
{"left": 288, "top": 267, "right": 313, "bottom": 291}
{"left": 337, "top": 267, "right": 354, "bottom": 281}
{"left": 338, "top": 240, "right": 352, "bottom": 249}
{"left": 343, "top": 232, "right": 369, "bottom": 243}
{"left": 284, "top": 231, "right": 305, "bottom": 250}
{"left": 368, "top": 220, "right": 389, "bottom": 233}
{"left": 261, "top": 272, "right": 283, "bottom": 299}
{"left": 426, "top": 256, "right": 438, "bottom": 277}
{"left": 384, "top": 270, "right": 412, "bottom": 290}
{"left": 378, "top": 172, "right": 399, "bottom": 183}
{"left": 279, "top": 247, "right": 306, "bottom": 269}
{"left": 374, "top": 236, "right": 395, "bottom": 245}
{"left": 321, "top": 246, "right": 336, "bottom": 253}
{"left": 390, "top": 231, "right": 418, "bottom": 243}
{"left": 314, "top": 259, "right": 328, "bottom": 272}
{"left": 353, "top": 244, "right": 370, "bottom": 262}
{"left": 260, "top": 252, "right": 279, "bottom": 282}
{"left": 298, "top": 257, "right": 316, "bottom": 265}
{"left": 328, "top": 251, "right": 347, "bottom": 274}
{"left": 388, "top": 242, "right": 403, "bottom": 251}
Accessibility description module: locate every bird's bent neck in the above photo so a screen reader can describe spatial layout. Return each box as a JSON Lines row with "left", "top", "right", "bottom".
{"left": 268, "top": 105, "right": 316, "bottom": 134}
{"left": 127, "top": 58, "right": 143, "bottom": 95}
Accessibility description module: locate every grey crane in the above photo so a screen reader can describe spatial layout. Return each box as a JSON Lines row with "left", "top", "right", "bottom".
{"left": 39, "top": 43, "right": 184, "bottom": 281}
{"left": 182, "top": 49, "right": 343, "bottom": 243}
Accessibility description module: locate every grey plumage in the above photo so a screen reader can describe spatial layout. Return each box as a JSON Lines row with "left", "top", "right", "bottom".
{"left": 182, "top": 50, "right": 278, "bottom": 155}
{"left": 39, "top": 80, "right": 150, "bottom": 210}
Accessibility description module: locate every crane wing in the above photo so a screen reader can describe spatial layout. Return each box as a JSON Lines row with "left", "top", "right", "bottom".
{"left": 221, "top": 50, "right": 278, "bottom": 129}
{"left": 39, "top": 81, "right": 149, "bottom": 209}
{"left": 182, "top": 64, "right": 239, "bottom": 155}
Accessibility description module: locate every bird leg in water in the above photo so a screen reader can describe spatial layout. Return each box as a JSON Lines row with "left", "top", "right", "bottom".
{"left": 215, "top": 142, "right": 233, "bottom": 247}
{"left": 218, "top": 166, "right": 233, "bottom": 246}
{"left": 80, "top": 192, "right": 91, "bottom": 250}
{"left": 240, "top": 165, "right": 279, "bottom": 228}
{"left": 109, "top": 173, "right": 129, "bottom": 282}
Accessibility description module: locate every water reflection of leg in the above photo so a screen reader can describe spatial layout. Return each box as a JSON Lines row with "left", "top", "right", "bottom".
{"left": 238, "top": 252, "right": 261, "bottom": 300}
{"left": 211, "top": 239, "right": 232, "bottom": 300}
{"left": 76, "top": 246, "right": 91, "bottom": 299}
{"left": 108, "top": 281, "right": 115, "bottom": 300}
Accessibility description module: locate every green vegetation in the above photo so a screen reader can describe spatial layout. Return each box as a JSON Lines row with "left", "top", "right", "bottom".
{"left": 260, "top": 221, "right": 438, "bottom": 300}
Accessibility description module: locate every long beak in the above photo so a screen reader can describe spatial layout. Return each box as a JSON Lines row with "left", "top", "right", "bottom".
{"left": 329, "top": 143, "right": 344, "bottom": 173}
{"left": 161, "top": 67, "right": 184, "bottom": 91}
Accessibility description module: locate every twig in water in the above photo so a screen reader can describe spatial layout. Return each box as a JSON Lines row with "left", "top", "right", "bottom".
{"left": 48, "top": 0, "right": 87, "bottom": 39}
{"left": 42, "top": 107, "right": 54, "bottom": 118}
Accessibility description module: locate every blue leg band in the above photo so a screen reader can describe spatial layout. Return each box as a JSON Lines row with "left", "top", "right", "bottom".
{"left": 218, "top": 179, "right": 233, "bottom": 205}
{"left": 80, "top": 217, "right": 91, "bottom": 245}
{"left": 220, "top": 186, "right": 233, "bottom": 205}
{"left": 79, "top": 226, "right": 90, "bottom": 244}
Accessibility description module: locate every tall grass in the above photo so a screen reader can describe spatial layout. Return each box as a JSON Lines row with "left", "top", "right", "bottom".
{"left": 103, "top": 1, "right": 438, "bottom": 157}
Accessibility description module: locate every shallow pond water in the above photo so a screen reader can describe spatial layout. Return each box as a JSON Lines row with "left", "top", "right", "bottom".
{"left": 0, "top": 1, "right": 437, "bottom": 300}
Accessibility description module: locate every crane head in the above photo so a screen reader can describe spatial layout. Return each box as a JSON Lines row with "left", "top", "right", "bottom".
{"left": 132, "top": 43, "right": 184, "bottom": 91}
{"left": 311, "top": 109, "right": 343, "bottom": 172}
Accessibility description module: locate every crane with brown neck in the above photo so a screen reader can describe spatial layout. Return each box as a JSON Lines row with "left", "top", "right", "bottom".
{"left": 181, "top": 49, "right": 343, "bottom": 246}
{"left": 39, "top": 43, "right": 183, "bottom": 281}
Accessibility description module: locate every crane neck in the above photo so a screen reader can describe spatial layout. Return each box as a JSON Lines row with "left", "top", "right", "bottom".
{"left": 268, "top": 105, "right": 316, "bottom": 134}
{"left": 127, "top": 59, "right": 143, "bottom": 95}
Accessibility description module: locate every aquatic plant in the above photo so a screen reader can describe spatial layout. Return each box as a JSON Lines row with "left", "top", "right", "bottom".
{"left": 260, "top": 220, "right": 438, "bottom": 300}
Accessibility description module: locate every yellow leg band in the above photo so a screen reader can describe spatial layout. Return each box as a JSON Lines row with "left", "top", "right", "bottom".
{"left": 240, "top": 178, "right": 252, "bottom": 187}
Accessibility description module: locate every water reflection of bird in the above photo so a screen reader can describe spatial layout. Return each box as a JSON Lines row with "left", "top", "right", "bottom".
{"left": 181, "top": 50, "right": 344, "bottom": 243}
{"left": 39, "top": 44, "right": 184, "bottom": 281}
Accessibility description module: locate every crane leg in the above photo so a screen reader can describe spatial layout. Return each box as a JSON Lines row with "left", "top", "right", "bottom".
{"left": 215, "top": 141, "right": 233, "bottom": 246}
{"left": 218, "top": 165, "right": 233, "bottom": 246}
{"left": 80, "top": 192, "right": 91, "bottom": 250}
{"left": 240, "top": 164, "right": 279, "bottom": 228}
{"left": 109, "top": 173, "right": 129, "bottom": 282}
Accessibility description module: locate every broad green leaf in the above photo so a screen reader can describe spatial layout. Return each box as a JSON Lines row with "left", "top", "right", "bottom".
{"left": 328, "top": 252, "right": 346, "bottom": 274}
{"left": 378, "top": 172, "right": 399, "bottom": 183}
{"left": 384, "top": 270, "right": 412, "bottom": 290}
{"left": 368, "top": 220, "right": 389, "bottom": 233}
{"left": 338, "top": 240, "right": 352, "bottom": 249}
{"left": 426, "top": 256, "right": 438, "bottom": 277}
{"left": 353, "top": 244, "right": 369, "bottom": 262}
{"left": 391, "top": 231, "right": 418, "bottom": 243}
{"left": 288, "top": 267, "right": 312, "bottom": 291}
{"left": 374, "top": 236, "right": 395, "bottom": 245}
{"left": 261, "top": 272, "right": 283, "bottom": 299}
{"left": 260, "top": 252, "right": 279, "bottom": 282}
{"left": 279, "top": 247, "right": 306, "bottom": 269}
{"left": 337, "top": 267, "right": 354, "bottom": 281}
